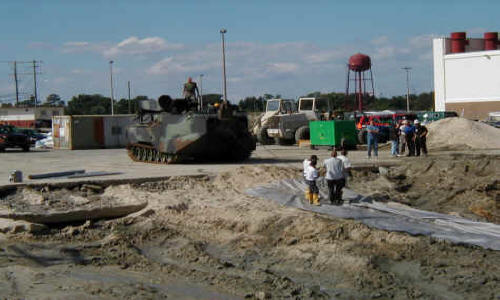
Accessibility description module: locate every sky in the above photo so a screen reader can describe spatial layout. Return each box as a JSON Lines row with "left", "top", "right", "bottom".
{"left": 0, "top": 0, "right": 498, "bottom": 104}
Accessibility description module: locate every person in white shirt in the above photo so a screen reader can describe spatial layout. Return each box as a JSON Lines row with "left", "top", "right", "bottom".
{"left": 322, "top": 150, "right": 345, "bottom": 205}
{"left": 303, "top": 155, "right": 318, "bottom": 179}
{"left": 304, "top": 159, "right": 320, "bottom": 206}
{"left": 336, "top": 148, "right": 351, "bottom": 186}
{"left": 303, "top": 155, "right": 318, "bottom": 203}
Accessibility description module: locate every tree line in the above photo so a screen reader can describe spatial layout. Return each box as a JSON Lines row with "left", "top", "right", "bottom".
{"left": 237, "top": 92, "right": 435, "bottom": 112}
{"left": 0, "top": 91, "right": 434, "bottom": 114}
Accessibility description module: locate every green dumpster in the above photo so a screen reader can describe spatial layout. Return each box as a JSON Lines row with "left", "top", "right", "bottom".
{"left": 310, "top": 120, "right": 357, "bottom": 147}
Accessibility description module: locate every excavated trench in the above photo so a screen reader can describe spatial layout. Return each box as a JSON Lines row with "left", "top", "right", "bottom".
{"left": 0, "top": 161, "right": 499, "bottom": 299}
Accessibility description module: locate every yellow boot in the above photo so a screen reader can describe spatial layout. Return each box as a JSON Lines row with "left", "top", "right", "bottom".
{"left": 305, "top": 190, "right": 313, "bottom": 204}
{"left": 313, "top": 193, "right": 321, "bottom": 206}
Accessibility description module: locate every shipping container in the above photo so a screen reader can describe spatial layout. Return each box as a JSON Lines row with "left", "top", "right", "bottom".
{"left": 52, "top": 115, "right": 135, "bottom": 150}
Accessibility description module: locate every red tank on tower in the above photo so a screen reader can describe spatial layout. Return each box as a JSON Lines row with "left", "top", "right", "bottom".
{"left": 345, "top": 53, "right": 374, "bottom": 111}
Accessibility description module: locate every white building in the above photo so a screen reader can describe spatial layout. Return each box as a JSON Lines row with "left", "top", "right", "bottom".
{"left": 433, "top": 32, "right": 500, "bottom": 120}
{"left": 0, "top": 106, "right": 64, "bottom": 128}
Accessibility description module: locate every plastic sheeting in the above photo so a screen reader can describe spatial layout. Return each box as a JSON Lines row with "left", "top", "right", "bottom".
{"left": 246, "top": 178, "right": 500, "bottom": 250}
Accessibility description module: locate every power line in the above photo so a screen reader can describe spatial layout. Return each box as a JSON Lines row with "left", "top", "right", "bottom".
{"left": 2, "top": 60, "right": 42, "bottom": 106}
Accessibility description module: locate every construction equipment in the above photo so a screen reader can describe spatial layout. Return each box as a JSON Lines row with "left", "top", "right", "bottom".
{"left": 126, "top": 96, "right": 256, "bottom": 163}
{"left": 265, "top": 97, "right": 332, "bottom": 145}
{"left": 252, "top": 98, "right": 296, "bottom": 144}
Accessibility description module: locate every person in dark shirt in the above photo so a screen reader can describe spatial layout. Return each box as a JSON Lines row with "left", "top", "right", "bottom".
{"left": 403, "top": 121, "right": 416, "bottom": 156}
{"left": 389, "top": 123, "right": 400, "bottom": 157}
{"left": 414, "top": 119, "right": 428, "bottom": 156}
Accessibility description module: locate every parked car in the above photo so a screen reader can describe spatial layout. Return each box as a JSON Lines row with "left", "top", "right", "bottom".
{"left": 16, "top": 128, "right": 47, "bottom": 145}
{"left": 0, "top": 125, "right": 31, "bottom": 151}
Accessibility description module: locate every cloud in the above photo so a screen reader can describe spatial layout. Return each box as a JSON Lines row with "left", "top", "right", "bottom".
{"left": 103, "top": 36, "right": 183, "bottom": 57}
{"left": 61, "top": 36, "right": 182, "bottom": 57}
{"left": 62, "top": 41, "right": 109, "bottom": 54}
{"left": 371, "top": 36, "right": 389, "bottom": 46}
{"left": 408, "top": 34, "right": 438, "bottom": 49}
{"left": 48, "top": 33, "right": 439, "bottom": 101}
{"left": 266, "top": 62, "right": 299, "bottom": 73}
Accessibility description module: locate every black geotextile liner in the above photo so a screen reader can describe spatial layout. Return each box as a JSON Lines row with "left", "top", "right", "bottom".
{"left": 246, "top": 178, "right": 500, "bottom": 250}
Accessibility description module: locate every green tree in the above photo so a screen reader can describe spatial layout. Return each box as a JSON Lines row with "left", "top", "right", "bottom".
{"left": 65, "top": 94, "right": 111, "bottom": 115}
{"left": 43, "top": 94, "right": 64, "bottom": 107}
{"left": 115, "top": 95, "right": 148, "bottom": 114}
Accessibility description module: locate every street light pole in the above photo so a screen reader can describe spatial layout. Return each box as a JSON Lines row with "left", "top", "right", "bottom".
{"left": 127, "top": 80, "right": 131, "bottom": 114}
{"left": 109, "top": 60, "right": 115, "bottom": 115}
{"left": 402, "top": 66, "right": 411, "bottom": 112}
{"left": 199, "top": 74, "right": 204, "bottom": 110}
{"left": 220, "top": 28, "right": 228, "bottom": 104}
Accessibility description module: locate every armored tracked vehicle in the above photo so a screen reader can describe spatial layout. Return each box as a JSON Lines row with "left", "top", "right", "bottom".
{"left": 126, "top": 96, "right": 256, "bottom": 163}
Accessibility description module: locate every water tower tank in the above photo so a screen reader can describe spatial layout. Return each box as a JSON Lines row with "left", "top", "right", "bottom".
{"left": 348, "top": 53, "right": 371, "bottom": 72}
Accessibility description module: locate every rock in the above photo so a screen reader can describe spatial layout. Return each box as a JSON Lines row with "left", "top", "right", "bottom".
{"left": 0, "top": 200, "right": 148, "bottom": 224}
{"left": 256, "top": 291, "right": 271, "bottom": 299}
{"left": 378, "top": 166, "right": 389, "bottom": 176}
{"left": 0, "top": 218, "right": 47, "bottom": 234}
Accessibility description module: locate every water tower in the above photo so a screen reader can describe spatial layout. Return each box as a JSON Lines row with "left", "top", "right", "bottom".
{"left": 345, "top": 53, "right": 374, "bottom": 112}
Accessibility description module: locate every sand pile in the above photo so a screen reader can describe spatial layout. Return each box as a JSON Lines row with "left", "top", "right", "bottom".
{"left": 427, "top": 117, "right": 500, "bottom": 150}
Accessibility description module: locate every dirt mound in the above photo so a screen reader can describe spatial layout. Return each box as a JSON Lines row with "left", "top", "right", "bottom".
{"left": 427, "top": 117, "right": 500, "bottom": 150}
{"left": 350, "top": 154, "right": 500, "bottom": 223}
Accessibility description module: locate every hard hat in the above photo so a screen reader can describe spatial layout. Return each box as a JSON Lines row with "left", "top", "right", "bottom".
{"left": 214, "top": 102, "right": 220, "bottom": 108}
{"left": 414, "top": 119, "right": 420, "bottom": 124}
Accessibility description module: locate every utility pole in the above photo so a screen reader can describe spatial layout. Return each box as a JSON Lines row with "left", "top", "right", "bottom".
{"left": 13, "top": 61, "right": 19, "bottom": 106}
{"left": 4, "top": 60, "right": 41, "bottom": 107}
{"left": 199, "top": 74, "right": 204, "bottom": 110}
{"left": 402, "top": 67, "right": 412, "bottom": 112}
{"left": 109, "top": 61, "right": 114, "bottom": 115}
{"left": 127, "top": 80, "right": 131, "bottom": 114}
{"left": 220, "top": 28, "right": 228, "bottom": 103}
{"left": 32, "top": 60, "right": 38, "bottom": 107}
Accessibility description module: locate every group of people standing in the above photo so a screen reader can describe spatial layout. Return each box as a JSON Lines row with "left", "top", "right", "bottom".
{"left": 389, "top": 119, "right": 428, "bottom": 157}
{"left": 303, "top": 149, "right": 351, "bottom": 206}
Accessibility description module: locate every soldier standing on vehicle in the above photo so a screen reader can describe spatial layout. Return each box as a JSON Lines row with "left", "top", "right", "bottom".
{"left": 183, "top": 77, "right": 200, "bottom": 108}
{"left": 366, "top": 119, "right": 379, "bottom": 159}
{"left": 414, "top": 119, "right": 428, "bottom": 156}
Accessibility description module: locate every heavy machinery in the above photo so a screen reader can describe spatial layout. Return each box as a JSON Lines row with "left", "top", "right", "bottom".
{"left": 253, "top": 98, "right": 296, "bottom": 144}
{"left": 126, "top": 96, "right": 256, "bottom": 163}
{"left": 264, "top": 97, "right": 332, "bottom": 145}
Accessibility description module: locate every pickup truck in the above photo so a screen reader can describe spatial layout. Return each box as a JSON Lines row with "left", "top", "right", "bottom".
{"left": 0, "top": 125, "right": 31, "bottom": 151}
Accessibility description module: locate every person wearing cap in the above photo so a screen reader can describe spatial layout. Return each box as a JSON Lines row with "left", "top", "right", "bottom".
{"left": 414, "top": 119, "right": 428, "bottom": 156}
